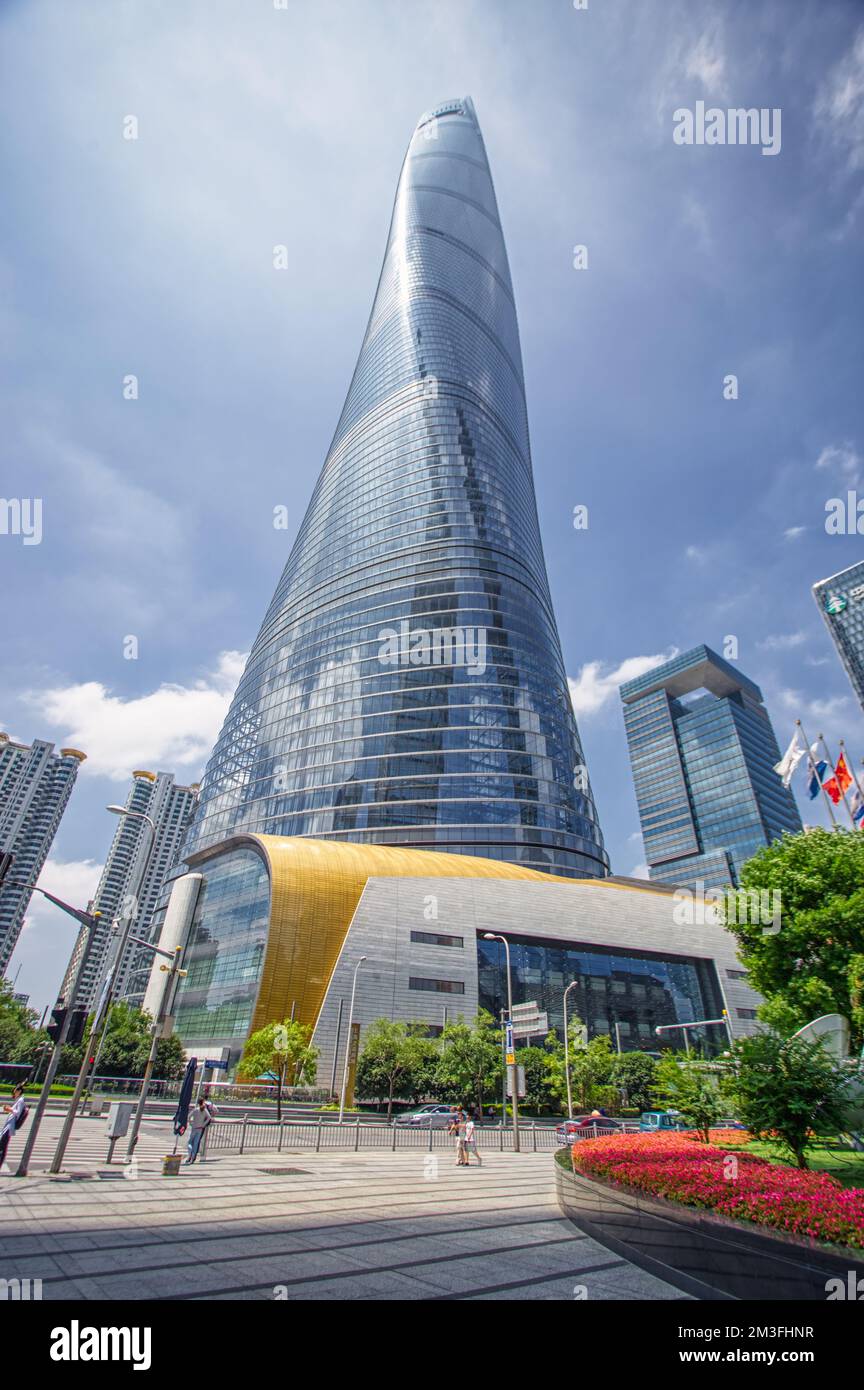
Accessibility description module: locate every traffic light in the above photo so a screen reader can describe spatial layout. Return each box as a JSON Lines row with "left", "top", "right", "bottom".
{"left": 0, "top": 850, "right": 13, "bottom": 888}
{"left": 46, "top": 1006, "right": 67, "bottom": 1045}
{"left": 65, "top": 1007, "right": 88, "bottom": 1048}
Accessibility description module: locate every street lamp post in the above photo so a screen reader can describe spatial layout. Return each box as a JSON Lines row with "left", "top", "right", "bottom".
{"left": 126, "top": 939, "right": 187, "bottom": 1159}
{"left": 483, "top": 933, "right": 519, "bottom": 1152}
{"left": 338, "top": 956, "right": 366, "bottom": 1124}
{"left": 7, "top": 883, "right": 103, "bottom": 1178}
{"left": 562, "top": 979, "right": 580, "bottom": 1121}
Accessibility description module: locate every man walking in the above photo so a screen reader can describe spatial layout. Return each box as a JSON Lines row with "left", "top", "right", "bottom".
{"left": 0, "top": 1085, "right": 28, "bottom": 1173}
{"left": 185, "top": 1097, "right": 213, "bottom": 1164}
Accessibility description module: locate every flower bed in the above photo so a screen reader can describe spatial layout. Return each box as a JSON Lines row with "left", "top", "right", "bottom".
{"left": 570, "top": 1132, "right": 864, "bottom": 1250}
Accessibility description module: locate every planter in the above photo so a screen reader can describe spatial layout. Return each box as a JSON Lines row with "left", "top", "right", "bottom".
{"left": 556, "top": 1160, "right": 864, "bottom": 1301}
{"left": 162, "top": 1154, "right": 183, "bottom": 1176}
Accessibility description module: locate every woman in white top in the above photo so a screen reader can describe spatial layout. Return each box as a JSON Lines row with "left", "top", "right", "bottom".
{"left": 463, "top": 1113, "right": 482, "bottom": 1166}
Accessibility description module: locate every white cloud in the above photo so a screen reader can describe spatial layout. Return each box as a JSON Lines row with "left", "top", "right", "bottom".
{"left": 685, "top": 545, "right": 707, "bottom": 564}
{"left": 684, "top": 31, "right": 728, "bottom": 97}
{"left": 784, "top": 525, "right": 806, "bottom": 541}
{"left": 815, "top": 441, "right": 862, "bottom": 486}
{"left": 628, "top": 863, "right": 651, "bottom": 881}
{"left": 568, "top": 649, "right": 678, "bottom": 718}
{"left": 24, "top": 859, "right": 104, "bottom": 927}
{"left": 776, "top": 686, "right": 851, "bottom": 727}
{"left": 26, "top": 650, "right": 246, "bottom": 781}
{"left": 757, "top": 631, "right": 807, "bottom": 652}
{"left": 814, "top": 28, "right": 864, "bottom": 172}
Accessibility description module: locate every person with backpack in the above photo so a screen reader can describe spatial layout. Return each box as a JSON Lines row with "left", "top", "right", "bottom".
{"left": 0, "top": 1085, "right": 28, "bottom": 1171}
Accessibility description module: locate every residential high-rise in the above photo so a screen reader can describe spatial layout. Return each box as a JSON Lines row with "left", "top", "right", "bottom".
{"left": 60, "top": 771, "right": 198, "bottom": 1011}
{"left": 813, "top": 561, "right": 864, "bottom": 715}
{"left": 620, "top": 646, "right": 802, "bottom": 892}
{"left": 183, "top": 97, "right": 607, "bottom": 880}
{"left": 0, "top": 734, "right": 86, "bottom": 974}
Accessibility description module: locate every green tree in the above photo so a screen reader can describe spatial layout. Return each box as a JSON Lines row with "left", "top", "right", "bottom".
{"left": 613, "top": 1050, "right": 658, "bottom": 1112}
{"left": 435, "top": 1011, "right": 501, "bottom": 1117}
{"left": 85, "top": 1002, "right": 186, "bottom": 1083}
{"left": 239, "top": 1019, "right": 318, "bottom": 1120}
{"left": 545, "top": 1021, "right": 618, "bottom": 1114}
{"left": 0, "top": 979, "right": 42, "bottom": 1064}
{"left": 725, "top": 828, "right": 864, "bottom": 1047}
{"left": 652, "top": 1054, "right": 724, "bottom": 1143}
{"left": 402, "top": 1027, "right": 441, "bottom": 1105}
{"left": 515, "top": 1044, "right": 557, "bottom": 1113}
{"left": 354, "top": 1019, "right": 419, "bottom": 1120}
{"left": 721, "top": 1031, "right": 855, "bottom": 1170}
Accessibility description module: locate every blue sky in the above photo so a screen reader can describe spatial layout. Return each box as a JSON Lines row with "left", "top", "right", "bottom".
{"left": 2, "top": 0, "right": 863, "bottom": 1014}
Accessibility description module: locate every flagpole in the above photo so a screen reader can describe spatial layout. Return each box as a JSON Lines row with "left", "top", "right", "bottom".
{"left": 841, "top": 740, "right": 864, "bottom": 830}
{"left": 796, "top": 720, "right": 838, "bottom": 828}
{"left": 818, "top": 732, "right": 857, "bottom": 830}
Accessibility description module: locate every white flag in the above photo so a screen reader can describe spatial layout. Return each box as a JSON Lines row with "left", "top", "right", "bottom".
{"left": 773, "top": 730, "right": 805, "bottom": 787}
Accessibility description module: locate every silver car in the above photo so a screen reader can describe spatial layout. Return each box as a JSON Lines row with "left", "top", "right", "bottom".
{"left": 394, "top": 1104, "right": 455, "bottom": 1128}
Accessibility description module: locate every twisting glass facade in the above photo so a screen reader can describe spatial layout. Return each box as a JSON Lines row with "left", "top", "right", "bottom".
{"left": 186, "top": 97, "right": 608, "bottom": 879}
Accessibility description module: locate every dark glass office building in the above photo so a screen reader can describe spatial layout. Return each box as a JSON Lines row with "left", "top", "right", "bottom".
{"left": 185, "top": 97, "right": 607, "bottom": 879}
{"left": 620, "top": 646, "right": 802, "bottom": 891}
{"left": 813, "top": 561, "right": 864, "bottom": 715}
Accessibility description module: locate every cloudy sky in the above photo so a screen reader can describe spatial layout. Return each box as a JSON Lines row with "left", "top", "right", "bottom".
{"left": 2, "top": 0, "right": 863, "bottom": 1013}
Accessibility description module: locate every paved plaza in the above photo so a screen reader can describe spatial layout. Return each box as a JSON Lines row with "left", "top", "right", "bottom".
{"left": 0, "top": 1117, "right": 689, "bottom": 1301}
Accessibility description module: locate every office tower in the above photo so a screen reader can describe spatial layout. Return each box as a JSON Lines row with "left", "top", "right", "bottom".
{"left": 620, "top": 645, "right": 802, "bottom": 891}
{"left": 813, "top": 561, "right": 864, "bottom": 714}
{"left": 0, "top": 734, "right": 86, "bottom": 974}
{"left": 182, "top": 97, "right": 607, "bottom": 880}
{"left": 59, "top": 770, "right": 198, "bottom": 1011}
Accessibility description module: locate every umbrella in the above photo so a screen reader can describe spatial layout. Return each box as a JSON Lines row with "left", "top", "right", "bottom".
{"left": 172, "top": 1057, "right": 198, "bottom": 1152}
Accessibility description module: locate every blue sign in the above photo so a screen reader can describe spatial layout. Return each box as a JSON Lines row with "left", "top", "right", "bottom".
{"left": 204, "top": 1059, "right": 228, "bottom": 1070}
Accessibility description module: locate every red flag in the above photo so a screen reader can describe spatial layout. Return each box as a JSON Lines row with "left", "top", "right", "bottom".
{"left": 834, "top": 752, "right": 853, "bottom": 796}
{"left": 822, "top": 775, "right": 842, "bottom": 804}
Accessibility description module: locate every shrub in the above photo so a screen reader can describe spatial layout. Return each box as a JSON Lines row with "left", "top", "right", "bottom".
{"left": 569, "top": 1133, "right": 864, "bottom": 1250}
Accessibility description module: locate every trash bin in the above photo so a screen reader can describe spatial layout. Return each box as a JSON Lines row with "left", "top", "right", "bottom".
{"left": 162, "top": 1154, "right": 183, "bottom": 1176}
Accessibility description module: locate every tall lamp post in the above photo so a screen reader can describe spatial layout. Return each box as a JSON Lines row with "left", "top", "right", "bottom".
{"left": 338, "top": 956, "right": 366, "bottom": 1124}
{"left": 86, "top": 806, "right": 156, "bottom": 1089}
{"left": 562, "top": 979, "right": 580, "bottom": 1121}
{"left": 7, "top": 883, "right": 103, "bottom": 1178}
{"left": 483, "top": 933, "right": 519, "bottom": 1152}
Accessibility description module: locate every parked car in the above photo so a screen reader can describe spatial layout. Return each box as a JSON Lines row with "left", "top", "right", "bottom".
{"left": 394, "top": 1104, "right": 455, "bottom": 1128}
{"left": 639, "top": 1109, "right": 689, "bottom": 1133}
{"left": 555, "top": 1115, "right": 623, "bottom": 1146}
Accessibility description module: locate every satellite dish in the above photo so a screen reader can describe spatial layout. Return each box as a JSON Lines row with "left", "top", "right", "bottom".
{"left": 790, "top": 1014, "right": 850, "bottom": 1061}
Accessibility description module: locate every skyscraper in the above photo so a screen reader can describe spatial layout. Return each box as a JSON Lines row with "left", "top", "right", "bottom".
{"left": 185, "top": 97, "right": 607, "bottom": 880}
{"left": 620, "top": 646, "right": 802, "bottom": 892}
{"left": 0, "top": 733, "right": 86, "bottom": 974}
{"left": 60, "top": 770, "right": 198, "bottom": 1011}
{"left": 813, "top": 560, "right": 864, "bottom": 715}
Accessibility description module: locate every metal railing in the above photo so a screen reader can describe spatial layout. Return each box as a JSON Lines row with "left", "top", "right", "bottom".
{"left": 202, "top": 1115, "right": 564, "bottom": 1156}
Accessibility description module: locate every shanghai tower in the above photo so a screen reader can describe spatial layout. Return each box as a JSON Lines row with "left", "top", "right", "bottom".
{"left": 187, "top": 98, "right": 608, "bottom": 880}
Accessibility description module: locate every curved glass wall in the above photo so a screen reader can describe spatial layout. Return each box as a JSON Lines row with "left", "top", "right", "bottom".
{"left": 186, "top": 97, "right": 608, "bottom": 879}
{"left": 172, "top": 848, "right": 270, "bottom": 1061}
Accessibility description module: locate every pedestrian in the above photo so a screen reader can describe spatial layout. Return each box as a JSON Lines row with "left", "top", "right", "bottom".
{"left": 463, "top": 1111, "right": 482, "bottom": 1166}
{"left": 0, "top": 1085, "right": 28, "bottom": 1172}
{"left": 449, "top": 1106, "right": 467, "bottom": 1165}
{"left": 185, "top": 1097, "right": 214, "bottom": 1164}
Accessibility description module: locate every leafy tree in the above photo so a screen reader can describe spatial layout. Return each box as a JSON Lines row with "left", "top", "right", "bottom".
{"left": 613, "top": 1050, "right": 658, "bottom": 1112}
{"left": 545, "top": 1022, "right": 617, "bottom": 1114}
{"left": 725, "top": 828, "right": 864, "bottom": 1047}
{"left": 82, "top": 1002, "right": 186, "bottom": 1082}
{"left": 721, "top": 1031, "right": 855, "bottom": 1170}
{"left": 435, "top": 1011, "right": 501, "bottom": 1117}
{"left": 0, "top": 979, "right": 42, "bottom": 1065}
{"left": 514, "top": 1044, "right": 557, "bottom": 1113}
{"left": 354, "top": 1019, "right": 419, "bottom": 1120}
{"left": 402, "top": 1027, "right": 441, "bottom": 1105}
{"left": 239, "top": 1019, "right": 318, "bottom": 1120}
{"left": 652, "top": 1054, "right": 724, "bottom": 1143}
